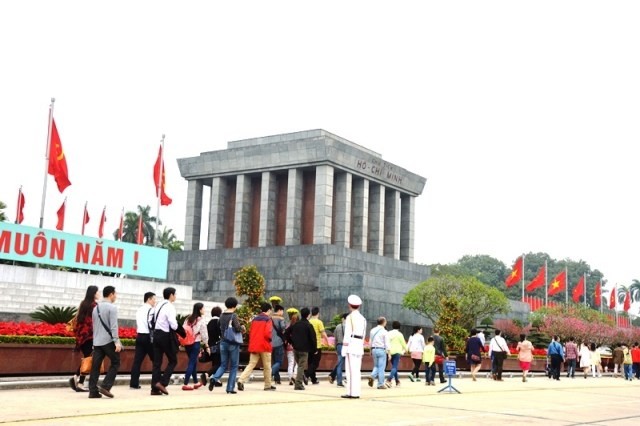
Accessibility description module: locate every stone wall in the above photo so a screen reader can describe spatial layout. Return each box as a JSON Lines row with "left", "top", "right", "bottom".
{"left": 0, "top": 264, "right": 221, "bottom": 323}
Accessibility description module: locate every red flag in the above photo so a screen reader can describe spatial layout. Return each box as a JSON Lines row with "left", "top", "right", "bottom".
{"left": 505, "top": 256, "right": 523, "bottom": 287}
{"left": 98, "top": 208, "right": 106, "bottom": 239}
{"left": 624, "top": 290, "right": 631, "bottom": 312}
{"left": 153, "top": 145, "right": 172, "bottom": 206}
{"left": 609, "top": 286, "right": 616, "bottom": 309}
{"left": 81, "top": 204, "right": 90, "bottom": 236}
{"left": 56, "top": 199, "right": 66, "bottom": 231}
{"left": 525, "top": 265, "right": 546, "bottom": 292}
{"left": 48, "top": 118, "right": 72, "bottom": 193}
{"left": 118, "top": 209, "right": 124, "bottom": 241}
{"left": 548, "top": 270, "right": 566, "bottom": 296}
{"left": 572, "top": 276, "right": 585, "bottom": 303}
{"left": 595, "top": 282, "right": 601, "bottom": 307}
{"left": 136, "top": 215, "right": 143, "bottom": 244}
{"left": 16, "top": 189, "right": 25, "bottom": 224}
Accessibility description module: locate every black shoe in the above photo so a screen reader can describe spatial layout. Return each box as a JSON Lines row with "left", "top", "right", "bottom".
{"left": 275, "top": 379, "right": 281, "bottom": 385}
{"left": 68, "top": 377, "right": 78, "bottom": 392}
{"left": 150, "top": 390, "right": 163, "bottom": 396}
{"left": 337, "top": 383, "right": 345, "bottom": 387}
{"left": 303, "top": 376, "right": 309, "bottom": 385}
{"left": 154, "top": 383, "right": 169, "bottom": 395}
{"left": 237, "top": 381, "right": 244, "bottom": 391}
{"left": 226, "top": 390, "right": 237, "bottom": 394}
{"left": 88, "top": 393, "right": 102, "bottom": 399}
{"left": 329, "top": 376, "right": 335, "bottom": 384}
{"left": 341, "top": 395, "right": 359, "bottom": 399}
{"left": 98, "top": 386, "right": 114, "bottom": 398}
{"left": 130, "top": 385, "right": 141, "bottom": 390}
{"left": 294, "top": 385, "right": 305, "bottom": 390}
{"left": 200, "top": 373, "right": 208, "bottom": 386}
{"left": 264, "top": 386, "right": 276, "bottom": 391}
{"left": 208, "top": 378, "right": 215, "bottom": 391}
{"left": 311, "top": 380, "right": 320, "bottom": 385}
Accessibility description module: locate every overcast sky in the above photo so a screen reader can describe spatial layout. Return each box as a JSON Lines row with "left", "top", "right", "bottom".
{"left": 1, "top": 1, "right": 639, "bottom": 293}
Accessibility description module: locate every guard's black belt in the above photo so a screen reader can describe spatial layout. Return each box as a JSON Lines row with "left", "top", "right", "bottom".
{"left": 352, "top": 335, "right": 363, "bottom": 339}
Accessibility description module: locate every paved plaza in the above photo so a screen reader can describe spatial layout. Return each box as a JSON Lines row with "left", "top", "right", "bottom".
{"left": 1, "top": 374, "right": 639, "bottom": 425}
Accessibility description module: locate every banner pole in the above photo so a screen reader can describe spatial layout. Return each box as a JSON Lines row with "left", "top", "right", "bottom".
{"left": 39, "top": 98, "right": 55, "bottom": 229}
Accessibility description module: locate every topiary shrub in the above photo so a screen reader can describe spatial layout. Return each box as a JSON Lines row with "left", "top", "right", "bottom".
{"left": 233, "top": 265, "right": 266, "bottom": 336}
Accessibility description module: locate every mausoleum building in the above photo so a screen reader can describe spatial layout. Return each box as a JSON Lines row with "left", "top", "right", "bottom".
{"left": 168, "top": 130, "right": 431, "bottom": 326}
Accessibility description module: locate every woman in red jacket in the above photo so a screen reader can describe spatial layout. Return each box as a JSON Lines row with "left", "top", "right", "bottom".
{"left": 69, "top": 285, "right": 99, "bottom": 392}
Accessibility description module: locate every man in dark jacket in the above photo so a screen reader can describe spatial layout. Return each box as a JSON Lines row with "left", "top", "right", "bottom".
{"left": 287, "top": 307, "right": 317, "bottom": 390}
{"left": 433, "top": 328, "right": 448, "bottom": 384}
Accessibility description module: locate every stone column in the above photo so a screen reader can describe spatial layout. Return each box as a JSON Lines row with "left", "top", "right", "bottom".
{"left": 259, "top": 171, "right": 277, "bottom": 247}
{"left": 207, "top": 177, "right": 226, "bottom": 249}
{"left": 184, "top": 179, "right": 203, "bottom": 250}
{"left": 351, "top": 178, "right": 369, "bottom": 251}
{"left": 314, "top": 165, "right": 334, "bottom": 244}
{"left": 384, "top": 188, "right": 401, "bottom": 259}
{"left": 367, "top": 183, "right": 385, "bottom": 256}
{"left": 233, "top": 174, "right": 251, "bottom": 248}
{"left": 285, "top": 169, "right": 303, "bottom": 245}
{"left": 333, "top": 172, "right": 352, "bottom": 248}
{"left": 400, "top": 195, "right": 415, "bottom": 262}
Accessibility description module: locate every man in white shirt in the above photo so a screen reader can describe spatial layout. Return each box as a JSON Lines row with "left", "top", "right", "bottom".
{"left": 477, "top": 329, "right": 486, "bottom": 346}
{"left": 489, "top": 329, "right": 509, "bottom": 381}
{"left": 151, "top": 287, "right": 178, "bottom": 395}
{"left": 367, "top": 317, "right": 391, "bottom": 389}
{"left": 129, "top": 291, "right": 156, "bottom": 389}
{"left": 341, "top": 295, "right": 367, "bottom": 399}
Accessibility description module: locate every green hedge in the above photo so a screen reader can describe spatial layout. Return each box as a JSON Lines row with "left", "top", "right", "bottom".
{"left": 0, "top": 335, "right": 136, "bottom": 346}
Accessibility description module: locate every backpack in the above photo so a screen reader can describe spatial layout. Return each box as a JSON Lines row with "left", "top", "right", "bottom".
{"left": 178, "top": 319, "right": 197, "bottom": 346}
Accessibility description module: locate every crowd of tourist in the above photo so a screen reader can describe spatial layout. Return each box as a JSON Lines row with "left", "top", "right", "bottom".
{"left": 67, "top": 286, "right": 640, "bottom": 400}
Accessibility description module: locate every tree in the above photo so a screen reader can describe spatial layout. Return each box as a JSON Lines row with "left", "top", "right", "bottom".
{"left": 156, "top": 227, "right": 184, "bottom": 251}
{"left": 113, "top": 205, "right": 157, "bottom": 245}
{"left": 434, "top": 298, "right": 468, "bottom": 352}
{"left": 0, "top": 200, "right": 7, "bottom": 222}
{"left": 403, "top": 274, "right": 510, "bottom": 330}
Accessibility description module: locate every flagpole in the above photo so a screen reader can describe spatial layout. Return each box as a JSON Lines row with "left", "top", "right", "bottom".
{"left": 16, "top": 186, "right": 22, "bottom": 224}
{"left": 39, "top": 98, "right": 55, "bottom": 229}
{"left": 600, "top": 280, "right": 603, "bottom": 314}
{"left": 584, "top": 272, "right": 587, "bottom": 307}
{"left": 565, "top": 266, "right": 569, "bottom": 306}
{"left": 544, "top": 260, "right": 548, "bottom": 307}
{"left": 155, "top": 134, "right": 165, "bottom": 247}
{"left": 521, "top": 253, "right": 525, "bottom": 302}
{"left": 82, "top": 201, "right": 88, "bottom": 235}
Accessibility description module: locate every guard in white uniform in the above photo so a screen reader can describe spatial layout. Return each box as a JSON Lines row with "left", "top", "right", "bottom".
{"left": 341, "top": 294, "right": 367, "bottom": 399}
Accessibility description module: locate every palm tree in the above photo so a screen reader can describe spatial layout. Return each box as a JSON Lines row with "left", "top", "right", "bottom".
{"left": 0, "top": 200, "right": 7, "bottom": 222}
{"left": 157, "top": 227, "right": 184, "bottom": 251}
{"left": 113, "top": 205, "right": 158, "bottom": 245}
{"left": 630, "top": 280, "right": 640, "bottom": 304}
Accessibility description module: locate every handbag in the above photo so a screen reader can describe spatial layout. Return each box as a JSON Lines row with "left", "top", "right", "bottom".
{"left": 198, "top": 349, "right": 212, "bottom": 363}
{"left": 223, "top": 315, "right": 243, "bottom": 345}
{"left": 471, "top": 354, "right": 481, "bottom": 362}
{"left": 435, "top": 355, "right": 445, "bottom": 365}
{"left": 80, "top": 355, "right": 106, "bottom": 375}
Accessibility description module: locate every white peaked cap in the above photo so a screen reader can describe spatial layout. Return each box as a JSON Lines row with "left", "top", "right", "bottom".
{"left": 347, "top": 294, "right": 362, "bottom": 306}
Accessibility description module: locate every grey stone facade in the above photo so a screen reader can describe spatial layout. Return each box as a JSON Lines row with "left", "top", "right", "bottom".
{"left": 167, "top": 245, "right": 431, "bottom": 328}
{"left": 172, "top": 129, "right": 434, "bottom": 329}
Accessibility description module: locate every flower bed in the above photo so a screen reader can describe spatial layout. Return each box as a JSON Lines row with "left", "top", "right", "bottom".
{"left": 0, "top": 321, "right": 136, "bottom": 345}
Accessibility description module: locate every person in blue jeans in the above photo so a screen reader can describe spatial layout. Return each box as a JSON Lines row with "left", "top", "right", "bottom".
{"left": 386, "top": 321, "right": 408, "bottom": 386}
{"left": 270, "top": 305, "right": 286, "bottom": 384}
{"left": 367, "top": 317, "right": 390, "bottom": 389}
{"left": 182, "top": 303, "right": 209, "bottom": 390}
{"left": 210, "top": 297, "right": 245, "bottom": 394}
{"left": 329, "top": 313, "right": 348, "bottom": 386}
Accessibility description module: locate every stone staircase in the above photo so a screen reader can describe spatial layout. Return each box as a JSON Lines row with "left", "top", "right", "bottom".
{"left": 0, "top": 264, "right": 223, "bottom": 322}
